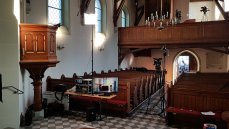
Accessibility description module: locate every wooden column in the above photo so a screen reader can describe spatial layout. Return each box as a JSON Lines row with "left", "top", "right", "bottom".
{"left": 20, "top": 61, "right": 59, "bottom": 111}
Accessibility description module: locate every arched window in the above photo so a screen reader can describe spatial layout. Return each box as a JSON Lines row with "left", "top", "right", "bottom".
{"left": 120, "top": 7, "right": 129, "bottom": 27}
{"left": 95, "top": 0, "right": 102, "bottom": 33}
{"left": 121, "top": 10, "right": 127, "bottom": 27}
{"left": 48, "top": 0, "right": 70, "bottom": 34}
{"left": 225, "top": 1, "right": 229, "bottom": 11}
{"left": 48, "top": 0, "right": 62, "bottom": 25}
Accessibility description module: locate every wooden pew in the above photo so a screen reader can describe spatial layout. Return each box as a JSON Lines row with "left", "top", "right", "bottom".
{"left": 45, "top": 70, "right": 162, "bottom": 117}
{"left": 103, "top": 80, "right": 130, "bottom": 117}
{"left": 46, "top": 74, "right": 78, "bottom": 91}
{"left": 166, "top": 72, "right": 229, "bottom": 128}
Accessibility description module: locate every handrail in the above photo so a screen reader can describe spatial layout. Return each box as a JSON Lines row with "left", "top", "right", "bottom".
{"left": 2, "top": 86, "right": 24, "bottom": 94}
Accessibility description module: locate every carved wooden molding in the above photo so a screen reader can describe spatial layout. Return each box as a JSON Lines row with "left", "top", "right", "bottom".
{"left": 80, "top": 0, "right": 91, "bottom": 17}
{"left": 113, "top": 0, "right": 125, "bottom": 27}
{"left": 134, "top": 0, "right": 144, "bottom": 26}
{"left": 214, "top": 0, "right": 229, "bottom": 20}
{"left": 118, "top": 21, "right": 229, "bottom": 49}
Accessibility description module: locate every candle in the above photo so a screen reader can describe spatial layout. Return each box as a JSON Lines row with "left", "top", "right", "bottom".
{"left": 166, "top": 11, "right": 169, "bottom": 18}
{"left": 151, "top": 13, "right": 154, "bottom": 20}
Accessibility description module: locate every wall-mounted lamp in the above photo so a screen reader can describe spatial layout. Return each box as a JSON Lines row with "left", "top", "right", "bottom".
{"left": 56, "top": 24, "right": 67, "bottom": 50}
{"left": 95, "top": 33, "right": 106, "bottom": 51}
{"left": 57, "top": 44, "right": 65, "bottom": 50}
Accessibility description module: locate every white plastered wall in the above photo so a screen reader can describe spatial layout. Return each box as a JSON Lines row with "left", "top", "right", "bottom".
{"left": 18, "top": 0, "right": 135, "bottom": 123}
{"left": 0, "top": 0, "right": 21, "bottom": 128}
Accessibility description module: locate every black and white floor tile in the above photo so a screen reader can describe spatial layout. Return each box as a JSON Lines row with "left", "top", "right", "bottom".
{"left": 21, "top": 94, "right": 196, "bottom": 129}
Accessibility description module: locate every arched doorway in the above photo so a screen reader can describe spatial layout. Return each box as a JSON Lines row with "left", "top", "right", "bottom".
{"left": 172, "top": 50, "right": 200, "bottom": 84}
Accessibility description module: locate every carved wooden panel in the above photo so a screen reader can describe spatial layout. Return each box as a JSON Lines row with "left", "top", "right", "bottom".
{"left": 49, "top": 33, "right": 56, "bottom": 54}
{"left": 35, "top": 33, "right": 46, "bottom": 53}
{"left": 20, "top": 24, "right": 58, "bottom": 61}
{"left": 118, "top": 21, "right": 229, "bottom": 48}
{"left": 24, "top": 33, "right": 35, "bottom": 53}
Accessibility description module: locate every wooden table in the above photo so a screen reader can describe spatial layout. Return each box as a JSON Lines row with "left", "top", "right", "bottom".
{"left": 65, "top": 91, "right": 116, "bottom": 120}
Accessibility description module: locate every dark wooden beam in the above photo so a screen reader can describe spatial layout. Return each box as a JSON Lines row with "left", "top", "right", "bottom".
{"left": 214, "top": 0, "right": 229, "bottom": 20}
{"left": 134, "top": 0, "right": 144, "bottom": 26}
{"left": 79, "top": 0, "right": 91, "bottom": 17}
{"left": 132, "top": 48, "right": 151, "bottom": 57}
{"left": 190, "top": 0, "right": 213, "bottom": 2}
{"left": 203, "top": 47, "right": 229, "bottom": 54}
{"left": 118, "top": 48, "right": 131, "bottom": 65}
{"left": 113, "top": 0, "right": 125, "bottom": 27}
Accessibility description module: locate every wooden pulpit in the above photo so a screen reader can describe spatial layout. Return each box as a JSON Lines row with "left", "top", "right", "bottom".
{"left": 19, "top": 24, "right": 59, "bottom": 111}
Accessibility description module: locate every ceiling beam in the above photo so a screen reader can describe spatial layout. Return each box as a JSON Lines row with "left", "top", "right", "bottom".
{"left": 203, "top": 47, "right": 229, "bottom": 54}
{"left": 134, "top": 0, "right": 144, "bottom": 26}
{"left": 214, "top": 0, "right": 229, "bottom": 20}
{"left": 113, "top": 0, "right": 125, "bottom": 27}
{"left": 79, "top": 0, "right": 91, "bottom": 17}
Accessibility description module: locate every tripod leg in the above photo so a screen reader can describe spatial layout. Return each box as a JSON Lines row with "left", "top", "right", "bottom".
{"left": 145, "top": 96, "right": 151, "bottom": 114}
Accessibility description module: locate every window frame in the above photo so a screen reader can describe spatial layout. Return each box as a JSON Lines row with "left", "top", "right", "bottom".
{"left": 121, "top": 10, "right": 127, "bottom": 27}
{"left": 48, "top": 0, "right": 63, "bottom": 25}
{"left": 47, "top": 0, "right": 70, "bottom": 34}
{"left": 120, "top": 7, "right": 129, "bottom": 27}
{"left": 95, "top": 0, "right": 102, "bottom": 33}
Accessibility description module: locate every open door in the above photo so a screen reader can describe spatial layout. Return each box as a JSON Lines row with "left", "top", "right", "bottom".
{"left": 173, "top": 50, "right": 200, "bottom": 84}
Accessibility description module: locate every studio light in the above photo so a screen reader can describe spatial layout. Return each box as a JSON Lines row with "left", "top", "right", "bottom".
{"left": 84, "top": 13, "right": 97, "bottom": 94}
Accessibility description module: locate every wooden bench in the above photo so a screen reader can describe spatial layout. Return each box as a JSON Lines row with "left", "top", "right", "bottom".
{"left": 166, "top": 106, "right": 201, "bottom": 126}
{"left": 167, "top": 72, "right": 229, "bottom": 127}
{"left": 46, "top": 70, "right": 162, "bottom": 117}
{"left": 166, "top": 107, "right": 223, "bottom": 128}
{"left": 103, "top": 81, "right": 130, "bottom": 117}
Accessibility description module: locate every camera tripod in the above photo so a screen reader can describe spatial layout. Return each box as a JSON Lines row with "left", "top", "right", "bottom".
{"left": 144, "top": 46, "right": 168, "bottom": 117}
{"left": 144, "top": 82, "right": 166, "bottom": 118}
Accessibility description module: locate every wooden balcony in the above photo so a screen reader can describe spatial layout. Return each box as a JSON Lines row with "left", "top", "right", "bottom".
{"left": 118, "top": 20, "right": 229, "bottom": 48}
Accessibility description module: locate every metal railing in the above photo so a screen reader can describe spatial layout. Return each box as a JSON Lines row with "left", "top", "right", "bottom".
{"left": 2, "top": 86, "right": 24, "bottom": 94}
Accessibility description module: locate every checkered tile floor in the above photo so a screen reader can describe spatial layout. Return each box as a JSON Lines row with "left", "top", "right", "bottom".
{"left": 21, "top": 93, "right": 197, "bottom": 129}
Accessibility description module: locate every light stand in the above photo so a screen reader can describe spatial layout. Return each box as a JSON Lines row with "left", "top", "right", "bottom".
{"left": 91, "top": 25, "right": 94, "bottom": 95}
{"left": 84, "top": 13, "right": 97, "bottom": 95}
{"left": 159, "top": 45, "right": 168, "bottom": 117}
